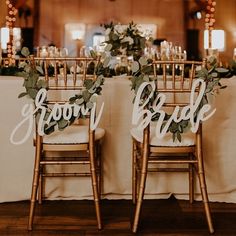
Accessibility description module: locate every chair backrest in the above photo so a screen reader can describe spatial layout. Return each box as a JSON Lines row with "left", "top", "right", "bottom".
{"left": 30, "top": 56, "right": 101, "bottom": 137}
{"left": 138, "top": 60, "right": 206, "bottom": 142}
{"left": 32, "top": 56, "right": 99, "bottom": 88}
{"left": 151, "top": 60, "right": 205, "bottom": 110}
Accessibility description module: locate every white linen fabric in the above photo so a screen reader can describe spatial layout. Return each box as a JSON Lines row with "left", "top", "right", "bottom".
{"left": 1, "top": 76, "right": 236, "bottom": 203}
{"left": 130, "top": 127, "right": 195, "bottom": 146}
{"left": 43, "top": 125, "right": 105, "bottom": 144}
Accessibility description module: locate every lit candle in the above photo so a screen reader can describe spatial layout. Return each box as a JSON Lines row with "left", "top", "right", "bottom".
{"left": 40, "top": 47, "right": 48, "bottom": 57}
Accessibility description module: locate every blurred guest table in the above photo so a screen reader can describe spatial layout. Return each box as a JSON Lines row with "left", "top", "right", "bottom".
{"left": 0, "top": 76, "right": 236, "bottom": 203}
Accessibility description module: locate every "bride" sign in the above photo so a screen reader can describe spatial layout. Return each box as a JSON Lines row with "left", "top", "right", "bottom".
{"left": 132, "top": 78, "right": 216, "bottom": 139}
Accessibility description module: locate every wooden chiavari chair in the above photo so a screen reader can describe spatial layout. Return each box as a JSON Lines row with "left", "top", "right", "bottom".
{"left": 28, "top": 56, "right": 105, "bottom": 230}
{"left": 131, "top": 60, "right": 214, "bottom": 233}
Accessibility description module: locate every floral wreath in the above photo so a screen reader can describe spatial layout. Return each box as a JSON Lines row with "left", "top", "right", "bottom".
{"left": 18, "top": 22, "right": 228, "bottom": 140}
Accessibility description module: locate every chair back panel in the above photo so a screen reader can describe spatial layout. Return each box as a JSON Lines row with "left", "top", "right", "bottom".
{"left": 152, "top": 60, "right": 204, "bottom": 108}
{"left": 33, "top": 57, "right": 99, "bottom": 90}
{"left": 30, "top": 57, "right": 101, "bottom": 136}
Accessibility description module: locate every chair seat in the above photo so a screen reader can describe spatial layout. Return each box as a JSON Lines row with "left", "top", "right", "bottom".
{"left": 43, "top": 125, "right": 105, "bottom": 144}
{"left": 130, "top": 127, "right": 195, "bottom": 147}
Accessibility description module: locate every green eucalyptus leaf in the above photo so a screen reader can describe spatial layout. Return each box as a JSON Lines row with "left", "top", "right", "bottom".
{"left": 75, "top": 97, "right": 84, "bottom": 105}
{"left": 88, "top": 85, "right": 97, "bottom": 93}
{"left": 177, "top": 132, "right": 181, "bottom": 142}
{"left": 37, "top": 79, "right": 47, "bottom": 88}
{"left": 44, "top": 125, "right": 55, "bottom": 135}
{"left": 28, "top": 88, "right": 38, "bottom": 99}
{"left": 58, "top": 118, "right": 68, "bottom": 130}
{"left": 143, "top": 75, "right": 149, "bottom": 82}
{"left": 104, "top": 44, "right": 112, "bottom": 51}
{"left": 103, "top": 56, "right": 111, "bottom": 68}
{"left": 21, "top": 47, "right": 30, "bottom": 57}
{"left": 211, "top": 72, "right": 218, "bottom": 78}
{"left": 90, "top": 50, "right": 97, "bottom": 58}
{"left": 215, "top": 67, "right": 229, "bottom": 73}
{"left": 172, "top": 132, "right": 176, "bottom": 142}
{"left": 142, "top": 65, "right": 152, "bottom": 74}
{"left": 36, "top": 65, "right": 44, "bottom": 75}
{"left": 208, "top": 56, "right": 217, "bottom": 66}
{"left": 82, "top": 90, "right": 91, "bottom": 102}
{"left": 18, "top": 92, "right": 28, "bottom": 98}
{"left": 86, "top": 101, "right": 94, "bottom": 109}
{"left": 131, "top": 61, "right": 139, "bottom": 73}
{"left": 139, "top": 57, "right": 148, "bottom": 66}
{"left": 19, "top": 61, "right": 27, "bottom": 68}
{"left": 220, "top": 85, "right": 227, "bottom": 89}
{"left": 84, "top": 79, "right": 94, "bottom": 89}
{"left": 90, "top": 94, "right": 97, "bottom": 103}
{"left": 69, "top": 96, "right": 77, "bottom": 103}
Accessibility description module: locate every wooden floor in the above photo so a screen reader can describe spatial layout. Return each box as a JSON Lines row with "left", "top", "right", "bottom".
{"left": 0, "top": 196, "right": 236, "bottom": 235}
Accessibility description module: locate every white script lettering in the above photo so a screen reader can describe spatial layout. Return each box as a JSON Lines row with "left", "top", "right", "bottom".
{"left": 132, "top": 79, "right": 216, "bottom": 139}
{"left": 10, "top": 88, "right": 104, "bottom": 145}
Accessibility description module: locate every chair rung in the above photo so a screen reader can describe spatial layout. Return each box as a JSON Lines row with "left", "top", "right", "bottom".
{"left": 148, "top": 160, "right": 198, "bottom": 164}
{"left": 148, "top": 167, "right": 189, "bottom": 172}
{"left": 42, "top": 173, "right": 91, "bottom": 177}
{"left": 40, "top": 160, "right": 90, "bottom": 165}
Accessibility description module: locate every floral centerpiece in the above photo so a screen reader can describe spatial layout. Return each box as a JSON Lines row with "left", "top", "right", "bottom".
{"left": 103, "top": 22, "right": 148, "bottom": 59}
{"left": 100, "top": 22, "right": 228, "bottom": 141}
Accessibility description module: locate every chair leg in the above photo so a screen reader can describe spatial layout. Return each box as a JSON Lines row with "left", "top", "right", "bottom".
{"left": 132, "top": 129, "right": 149, "bottom": 233}
{"left": 28, "top": 137, "right": 41, "bottom": 231}
{"left": 196, "top": 141, "right": 214, "bottom": 234}
{"left": 189, "top": 162, "right": 194, "bottom": 204}
{"left": 89, "top": 134, "right": 102, "bottom": 230}
{"left": 38, "top": 172, "right": 42, "bottom": 204}
{"left": 132, "top": 140, "right": 137, "bottom": 204}
{"left": 38, "top": 165, "right": 43, "bottom": 204}
{"left": 97, "top": 143, "right": 102, "bottom": 199}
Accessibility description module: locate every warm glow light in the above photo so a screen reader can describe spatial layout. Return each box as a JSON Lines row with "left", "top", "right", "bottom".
{"left": 93, "top": 34, "right": 105, "bottom": 47}
{"left": 0, "top": 27, "right": 10, "bottom": 49}
{"left": 0, "top": 27, "right": 21, "bottom": 50}
{"left": 204, "top": 30, "right": 225, "bottom": 51}
{"left": 66, "top": 23, "right": 86, "bottom": 40}
{"left": 71, "top": 30, "right": 85, "bottom": 40}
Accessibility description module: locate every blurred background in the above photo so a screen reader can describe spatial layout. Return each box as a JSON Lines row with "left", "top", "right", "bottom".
{"left": 0, "top": 0, "right": 235, "bottom": 62}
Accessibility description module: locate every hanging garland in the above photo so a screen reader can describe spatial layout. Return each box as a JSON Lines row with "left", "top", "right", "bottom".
{"left": 18, "top": 47, "right": 105, "bottom": 135}
{"left": 102, "top": 22, "right": 228, "bottom": 141}
{"left": 18, "top": 22, "right": 228, "bottom": 140}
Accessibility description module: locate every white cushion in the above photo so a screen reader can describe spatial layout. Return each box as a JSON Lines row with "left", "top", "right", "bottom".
{"left": 43, "top": 125, "right": 105, "bottom": 144}
{"left": 130, "top": 127, "right": 195, "bottom": 147}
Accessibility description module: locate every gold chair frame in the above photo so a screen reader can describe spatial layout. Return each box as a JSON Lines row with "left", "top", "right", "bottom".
{"left": 132, "top": 60, "right": 214, "bottom": 233}
{"left": 28, "top": 57, "right": 103, "bottom": 230}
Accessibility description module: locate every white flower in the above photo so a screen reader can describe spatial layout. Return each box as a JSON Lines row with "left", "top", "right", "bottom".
{"left": 108, "top": 57, "right": 119, "bottom": 69}
{"left": 121, "top": 36, "right": 134, "bottom": 45}
{"left": 105, "top": 28, "right": 111, "bottom": 36}
{"left": 114, "top": 24, "right": 126, "bottom": 34}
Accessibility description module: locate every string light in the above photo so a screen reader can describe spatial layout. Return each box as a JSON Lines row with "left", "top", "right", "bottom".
{"left": 205, "top": 0, "right": 216, "bottom": 31}
{"left": 5, "top": 0, "right": 18, "bottom": 64}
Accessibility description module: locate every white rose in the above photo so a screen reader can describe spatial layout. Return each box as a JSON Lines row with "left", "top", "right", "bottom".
{"left": 114, "top": 24, "right": 124, "bottom": 34}
{"left": 105, "top": 28, "right": 111, "bottom": 35}
{"left": 121, "top": 36, "right": 134, "bottom": 45}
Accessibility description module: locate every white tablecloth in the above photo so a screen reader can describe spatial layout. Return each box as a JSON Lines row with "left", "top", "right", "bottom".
{"left": 1, "top": 76, "right": 236, "bottom": 203}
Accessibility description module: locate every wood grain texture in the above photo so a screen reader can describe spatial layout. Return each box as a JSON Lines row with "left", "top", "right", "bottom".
{"left": 0, "top": 197, "right": 236, "bottom": 235}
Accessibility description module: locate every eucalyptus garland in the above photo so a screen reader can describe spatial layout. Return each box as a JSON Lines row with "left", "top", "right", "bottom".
{"left": 102, "top": 22, "right": 228, "bottom": 142}
{"left": 18, "top": 22, "right": 228, "bottom": 140}
{"left": 18, "top": 47, "right": 105, "bottom": 135}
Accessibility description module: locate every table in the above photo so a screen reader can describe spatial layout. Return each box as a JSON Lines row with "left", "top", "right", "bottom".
{"left": 1, "top": 76, "right": 236, "bottom": 203}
